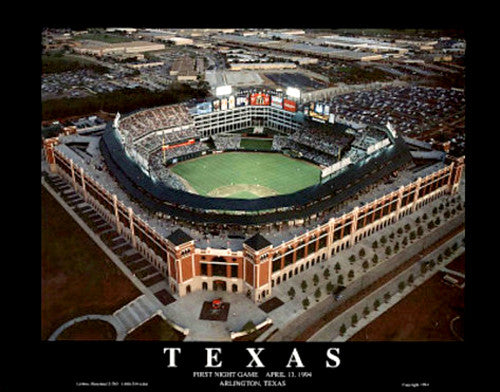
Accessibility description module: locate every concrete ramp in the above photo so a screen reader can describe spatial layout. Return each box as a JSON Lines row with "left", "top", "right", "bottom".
{"left": 113, "top": 295, "right": 160, "bottom": 334}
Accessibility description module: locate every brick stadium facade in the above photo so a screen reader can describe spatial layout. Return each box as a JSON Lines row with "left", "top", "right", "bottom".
{"left": 43, "top": 137, "right": 464, "bottom": 303}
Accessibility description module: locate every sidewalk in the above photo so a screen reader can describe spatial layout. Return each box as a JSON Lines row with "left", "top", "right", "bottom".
{"left": 309, "top": 236, "right": 465, "bottom": 342}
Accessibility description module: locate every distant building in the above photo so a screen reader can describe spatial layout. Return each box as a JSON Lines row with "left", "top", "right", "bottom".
{"left": 154, "top": 36, "right": 194, "bottom": 46}
{"left": 106, "top": 27, "right": 137, "bottom": 33}
{"left": 170, "top": 55, "right": 203, "bottom": 81}
{"left": 127, "top": 61, "right": 164, "bottom": 69}
{"left": 73, "top": 40, "right": 165, "bottom": 57}
{"left": 229, "top": 62, "right": 297, "bottom": 71}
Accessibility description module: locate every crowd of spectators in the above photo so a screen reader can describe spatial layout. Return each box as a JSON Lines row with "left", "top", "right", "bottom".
{"left": 212, "top": 134, "right": 242, "bottom": 150}
{"left": 149, "top": 151, "right": 187, "bottom": 191}
{"left": 119, "top": 104, "right": 193, "bottom": 142}
{"left": 135, "top": 127, "right": 201, "bottom": 154}
{"left": 272, "top": 135, "right": 336, "bottom": 167}
{"left": 289, "top": 126, "right": 353, "bottom": 157}
{"left": 162, "top": 142, "right": 209, "bottom": 162}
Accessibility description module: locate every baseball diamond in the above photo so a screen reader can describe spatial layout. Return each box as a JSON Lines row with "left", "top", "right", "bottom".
{"left": 170, "top": 152, "right": 321, "bottom": 198}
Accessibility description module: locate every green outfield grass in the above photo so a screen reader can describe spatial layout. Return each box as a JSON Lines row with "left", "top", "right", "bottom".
{"left": 240, "top": 137, "right": 273, "bottom": 151}
{"left": 170, "top": 152, "right": 321, "bottom": 199}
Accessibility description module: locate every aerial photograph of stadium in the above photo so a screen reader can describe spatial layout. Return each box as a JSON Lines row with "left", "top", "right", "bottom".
{"left": 41, "top": 27, "right": 465, "bottom": 344}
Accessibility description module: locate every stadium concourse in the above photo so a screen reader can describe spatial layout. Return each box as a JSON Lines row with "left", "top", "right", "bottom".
{"left": 42, "top": 87, "right": 464, "bottom": 306}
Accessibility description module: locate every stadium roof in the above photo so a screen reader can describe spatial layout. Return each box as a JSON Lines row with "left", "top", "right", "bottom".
{"left": 167, "top": 228, "right": 193, "bottom": 245}
{"left": 244, "top": 233, "right": 272, "bottom": 251}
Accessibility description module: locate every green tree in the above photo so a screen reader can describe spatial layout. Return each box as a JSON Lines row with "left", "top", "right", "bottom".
{"left": 334, "top": 262, "right": 341, "bottom": 272}
{"left": 288, "top": 287, "right": 296, "bottom": 300}
{"left": 444, "top": 247, "right": 452, "bottom": 258}
{"left": 439, "top": 203, "right": 444, "bottom": 211}
{"left": 389, "top": 232, "right": 395, "bottom": 240}
{"left": 394, "top": 242, "right": 400, "bottom": 253}
{"left": 409, "top": 231, "right": 416, "bottom": 241}
{"left": 402, "top": 236, "right": 408, "bottom": 247}
{"left": 444, "top": 210, "right": 451, "bottom": 219}
{"left": 302, "top": 297, "right": 310, "bottom": 309}
{"left": 452, "top": 242, "right": 458, "bottom": 252}
{"left": 323, "top": 268, "right": 331, "bottom": 280}
{"left": 362, "top": 260, "right": 369, "bottom": 271}
{"left": 415, "top": 217, "right": 421, "bottom": 224}
{"left": 301, "top": 280, "right": 308, "bottom": 293}
{"left": 314, "top": 288, "right": 321, "bottom": 302}
{"left": 422, "top": 213, "right": 428, "bottom": 221}
{"left": 326, "top": 281, "right": 334, "bottom": 294}
{"left": 313, "top": 274, "right": 319, "bottom": 286}
{"left": 428, "top": 220, "right": 435, "bottom": 230}
{"left": 385, "top": 246, "right": 392, "bottom": 257}
{"left": 348, "top": 270, "right": 355, "bottom": 281}
{"left": 372, "top": 240, "right": 378, "bottom": 249}
{"left": 433, "top": 207, "right": 438, "bottom": 215}
{"left": 397, "top": 227, "right": 403, "bottom": 236}
{"left": 420, "top": 263, "right": 428, "bottom": 275}
{"left": 435, "top": 217, "right": 441, "bottom": 226}
{"left": 408, "top": 274, "right": 414, "bottom": 285}
{"left": 351, "top": 313, "right": 358, "bottom": 327}
{"left": 381, "top": 235, "right": 387, "bottom": 245}
{"left": 363, "top": 306, "right": 370, "bottom": 318}
{"left": 372, "top": 254, "right": 379, "bottom": 265}
{"left": 429, "top": 260, "right": 436, "bottom": 270}
{"left": 339, "top": 323, "right": 347, "bottom": 336}
{"left": 398, "top": 281, "right": 406, "bottom": 292}
{"left": 384, "top": 292, "right": 391, "bottom": 303}
{"left": 338, "top": 274, "right": 344, "bottom": 285}
{"left": 437, "top": 254, "right": 443, "bottom": 264}
{"left": 359, "top": 248, "right": 366, "bottom": 258}
{"left": 374, "top": 298, "right": 381, "bottom": 311}
{"left": 457, "top": 203, "right": 463, "bottom": 211}
{"left": 404, "top": 223, "right": 411, "bottom": 232}
{"left": 349, "top": 255, "right": 356, "bottom": 264}
{"left": 417, "top": 226, "right": 424, "bottom": 237}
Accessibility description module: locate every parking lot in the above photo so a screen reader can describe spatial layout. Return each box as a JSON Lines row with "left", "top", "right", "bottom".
{"left": 312, "top": 85, "right": 465, "bottom": 151}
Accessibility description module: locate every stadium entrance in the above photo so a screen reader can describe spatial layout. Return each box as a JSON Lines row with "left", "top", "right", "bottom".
{"left": 213, "top": 280, "right": 227, "bottom": 291}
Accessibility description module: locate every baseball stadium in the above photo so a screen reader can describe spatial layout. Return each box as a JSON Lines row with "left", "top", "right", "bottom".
{"left": 42, "top": 86, "right": 464, "bottom": 303}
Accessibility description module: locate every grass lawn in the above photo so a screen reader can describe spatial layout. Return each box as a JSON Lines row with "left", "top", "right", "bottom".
{"left": 240, "top": 137, "right": 273, "bottom": 151}
{"left": 57, "top": 319, "right": 117, "bottom": 340}
{"left": 41, "top": 187, "right": 141, "bottom": 340}
{"left": 42, "top": 54, "right": 108, "bottom": 74}
{"left": 125, "top": 316, "right": 185, "bottom": 341}
{"left": 170, "top": 152, "right": 321, "bottom": 198}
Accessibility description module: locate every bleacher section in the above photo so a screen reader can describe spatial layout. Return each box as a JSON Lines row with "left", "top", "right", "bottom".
{"left": 212, "top": 134, "right": 242, "bottom": 150}
{"left": 272, "top": 135, "right": 337, "bottom": 167}
{"left": 289, "top": 126, "right": 354, "bottom": 158}
{"left": 118, "top": 104, "right": 194, "bottom": 142}
{"left": 135, "top": 127, "right": 201, "bottom": 155}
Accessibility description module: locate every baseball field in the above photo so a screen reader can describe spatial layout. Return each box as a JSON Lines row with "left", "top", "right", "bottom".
{"left": 170, "top": 152, "right": 321, "bottom": 199}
